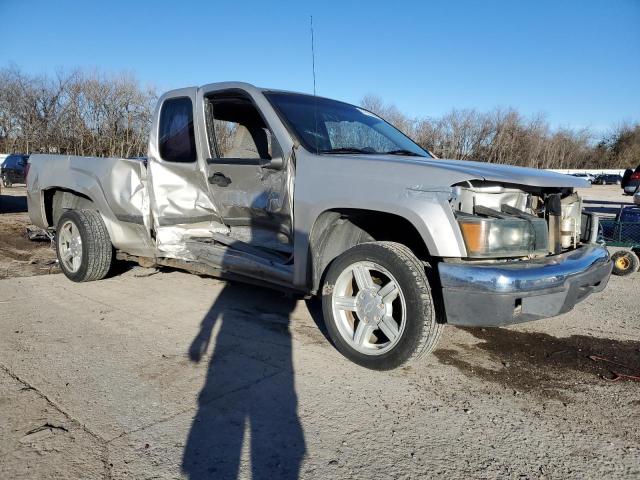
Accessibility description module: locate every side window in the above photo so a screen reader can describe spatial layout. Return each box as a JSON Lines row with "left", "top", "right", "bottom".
{"left": 206, "top": 94, "right": 276, "bottom": 160}
{"left": 159, "top": 97, "right": 197, "bottom": 162}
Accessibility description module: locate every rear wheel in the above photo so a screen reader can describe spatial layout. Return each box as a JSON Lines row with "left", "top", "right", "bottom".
{"left": 2, "top": 175, "right": 11, "bottom": 187}
{"left": 56, "top": 209, "right": 113, "bottom": 282}
{"left": 611, "top": 250, "right": 639, "bottom": 276}
{"left": 321, "top": 242, "right": 443, "bottom": 370}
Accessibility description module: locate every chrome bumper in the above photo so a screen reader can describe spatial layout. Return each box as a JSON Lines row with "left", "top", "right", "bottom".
{"left": 438, "top": 245, "right": 612, "bottom": 326}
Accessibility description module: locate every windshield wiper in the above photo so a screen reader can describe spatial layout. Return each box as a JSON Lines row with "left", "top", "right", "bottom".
{"left": 384, "top": 149, "right": 424, "bottom": 157}
{"left": 319, "top": 147, "right": 375, "bottom": 154}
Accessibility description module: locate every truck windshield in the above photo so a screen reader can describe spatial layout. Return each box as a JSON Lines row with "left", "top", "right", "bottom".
{"left": 264, "top": 92, "right": 430, "bottom": 157}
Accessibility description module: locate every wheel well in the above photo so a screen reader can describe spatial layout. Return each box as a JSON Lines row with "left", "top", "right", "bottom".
{"left": 309, "top": 209, "right": 432, "bottom": 292}
{"left": 44, "top": 188, "right": 95, "bottom": 227}
{"left": 336, "top": 209, "right": 430, "bottom": 260}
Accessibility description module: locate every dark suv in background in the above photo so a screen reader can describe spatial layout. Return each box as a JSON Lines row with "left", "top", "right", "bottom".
{"left": 593, "top": 173, "right": 622, "bottom": 185}
{"left": 622, "top": 164, "right": 640, "bottom": 195}
{"left": 1, "top": 154, "right": 29, "bottom": 187}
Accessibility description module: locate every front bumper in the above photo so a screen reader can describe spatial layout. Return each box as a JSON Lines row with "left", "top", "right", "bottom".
{"left": 438, "top": 245, "right": 612, "bottom": 326}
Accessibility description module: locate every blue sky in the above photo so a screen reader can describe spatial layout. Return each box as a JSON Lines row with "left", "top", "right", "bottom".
{"left": 1, "top": 0, "right": 638, "bottom": 133}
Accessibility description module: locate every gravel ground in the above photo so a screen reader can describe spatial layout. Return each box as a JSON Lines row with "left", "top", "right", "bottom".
{"left": 1, "top": 184, "right": 638, "bottom": 479}
{"left": 579, "top": 184, "right": 637, "bottom": 217}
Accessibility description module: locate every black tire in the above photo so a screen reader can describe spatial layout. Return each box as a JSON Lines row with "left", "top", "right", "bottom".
{"left": 321, "top": 241, "right": 443, "bottom": 370}
{"left": 611, "top": 250, "right": 639, "bottom": 276}
{"left": 56, "top": 209, "right": 114, "bottom": 282}
{"left": 2, "top": 176, "right": 11, "bottom": 187}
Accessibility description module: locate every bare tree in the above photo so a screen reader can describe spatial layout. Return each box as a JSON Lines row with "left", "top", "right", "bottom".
{"left": 0, "top": 66, "right": 156, "bottom": 158}
{"left": 0, "top": 67, "right": 637, "bottom": 170}
{"left": 359, "top": 95, "right": 639, "bottom": 170}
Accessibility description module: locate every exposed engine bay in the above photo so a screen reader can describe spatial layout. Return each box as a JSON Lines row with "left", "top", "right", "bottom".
{"left": 449, "top": 181, "right": 594, "bottom": 259}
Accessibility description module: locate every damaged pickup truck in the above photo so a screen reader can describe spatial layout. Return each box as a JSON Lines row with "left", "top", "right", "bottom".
{"left": 26, "top": 82, "right": 612, "bottom": 370}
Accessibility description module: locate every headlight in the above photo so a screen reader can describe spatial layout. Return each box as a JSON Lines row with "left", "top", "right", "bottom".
{"left": 457, "top": 214, "right": 548, "bottom": 258}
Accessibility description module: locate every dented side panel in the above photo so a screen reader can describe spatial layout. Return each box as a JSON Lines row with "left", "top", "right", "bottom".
{"left": 146, "top": 87, "right": 227, "bottom": 258}
{"left": 26, "top": 154, "right": 155, "bottom": 257}
{"left": 196, "top": 84, "right": 295, "bottom": 243}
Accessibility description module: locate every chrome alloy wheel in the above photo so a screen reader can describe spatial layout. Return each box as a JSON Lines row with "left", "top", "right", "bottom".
{"left": 58, "top": 220, "right": 83, "bottom": 273}
{"left": 331, "top": 261, "right": 406, "bottom": 355}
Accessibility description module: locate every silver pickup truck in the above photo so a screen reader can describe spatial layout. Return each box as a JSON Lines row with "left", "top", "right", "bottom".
{"left": 27, "top": 82, "right": 612, "bottom": 370}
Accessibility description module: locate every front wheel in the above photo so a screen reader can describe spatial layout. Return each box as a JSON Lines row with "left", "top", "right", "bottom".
{"left": 321, "top": 242, "right": 443, "bottom": 370}
{"left": 56, "top": 209, "right": 114, "bottom": 282}
{"left": 2, "top": 175, "right": 11, "bottom": 187}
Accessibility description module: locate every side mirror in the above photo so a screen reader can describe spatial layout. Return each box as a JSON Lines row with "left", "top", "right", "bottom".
{"left": 260, "top": 135, "right": 285, "bottom": 170}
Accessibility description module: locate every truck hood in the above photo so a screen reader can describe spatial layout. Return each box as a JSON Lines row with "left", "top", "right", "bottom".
{"left": 341, "top": 154, "right": 589, "bottom": 189}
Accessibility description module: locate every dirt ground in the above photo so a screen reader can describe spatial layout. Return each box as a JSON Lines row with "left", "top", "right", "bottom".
{"left": 0, "top": 185, "right": 58, "bottom": 278}
{"left": 1, "top": 184, "right": 639, "bottom": 479}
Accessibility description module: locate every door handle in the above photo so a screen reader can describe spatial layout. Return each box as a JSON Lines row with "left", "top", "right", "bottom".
{"left": 209, "top": 172, "right": 231, "bottom": 187}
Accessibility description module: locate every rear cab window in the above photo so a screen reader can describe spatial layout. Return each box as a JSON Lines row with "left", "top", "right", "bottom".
{"left": 158, "top": 97, "right": 197, "bottom": 162}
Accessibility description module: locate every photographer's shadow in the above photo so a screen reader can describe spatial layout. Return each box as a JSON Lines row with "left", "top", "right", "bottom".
{"left": 182, "top": 282, "right": 305, "bottom": 479}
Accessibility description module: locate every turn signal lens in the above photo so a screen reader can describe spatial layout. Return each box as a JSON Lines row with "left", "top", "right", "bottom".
{"left": 459, "top": 221, "right": 486, "bottom": 253}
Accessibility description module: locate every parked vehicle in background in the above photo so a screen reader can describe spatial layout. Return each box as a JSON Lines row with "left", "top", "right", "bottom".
{"left": 592, "top": 174, "right": 622, "bottom": 185}
{"left": 571, "top": 172, "right": 595, "bottom": 184}
{"left": 26, "top": 82, "right": 612, "bottom": 370}
{"left": 621, "top": 168, "right": 634, "bottom": 190}
{"left": 623, "top": 165, "right": 640, "bottom": 195}
{"left": 1, "top": 154, "right": 30, "bottom": 187}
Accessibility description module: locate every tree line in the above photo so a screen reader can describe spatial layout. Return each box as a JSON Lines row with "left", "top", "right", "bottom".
{"left": 361, "top": 95, "right": 639, "bottom": 170}
{"left": 0, "top": 66, "right": 638, "bottom": 169}
{"left": 0, "top": 66, "right": 155, "bottom": 158}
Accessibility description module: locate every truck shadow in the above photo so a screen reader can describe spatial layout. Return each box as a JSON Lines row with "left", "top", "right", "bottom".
{"left": 181, "top": 281, "right": 305, "bottom": 479}
{"left": 436, "top": 327, "right": 640, "bottom": 401}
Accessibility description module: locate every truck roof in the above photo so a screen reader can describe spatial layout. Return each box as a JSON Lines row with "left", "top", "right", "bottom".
{"left": 161, "top": 81, "right": 345, "bottom": 105}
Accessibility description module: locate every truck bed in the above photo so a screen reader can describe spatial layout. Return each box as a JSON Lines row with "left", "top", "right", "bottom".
{"left": 26, "top": 154, "right": 154, "bottom": 257}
